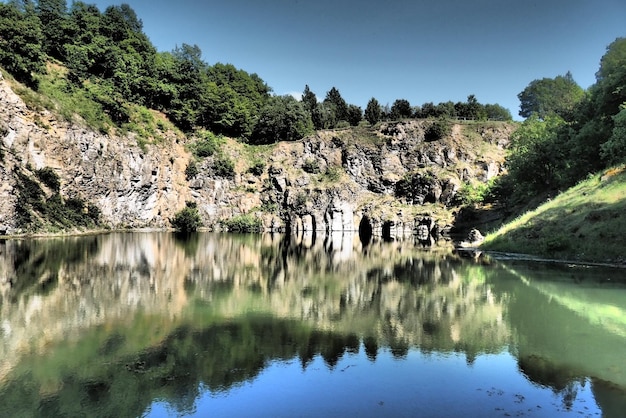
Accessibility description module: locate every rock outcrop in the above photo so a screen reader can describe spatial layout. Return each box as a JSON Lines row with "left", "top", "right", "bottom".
{"left": 0, "top": 73, "right": 515, "bottom": 237}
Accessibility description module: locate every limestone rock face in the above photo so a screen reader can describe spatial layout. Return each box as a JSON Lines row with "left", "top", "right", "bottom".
{"left": 0, "top": 74, "right": 514, "bottom": 236}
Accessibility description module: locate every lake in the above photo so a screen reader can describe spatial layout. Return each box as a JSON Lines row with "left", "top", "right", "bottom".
{"left": 0, "top": 232, "right": 625, "bottom": 417}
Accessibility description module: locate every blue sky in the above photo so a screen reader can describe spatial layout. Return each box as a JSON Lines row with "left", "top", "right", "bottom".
{"left": 91, "top": 0, "right": 625, "bottom": 119}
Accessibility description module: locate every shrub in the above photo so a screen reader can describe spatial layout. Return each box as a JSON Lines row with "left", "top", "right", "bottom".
{"left": 191, "top": 131, "right": 221, "bottom": 158}
{"left": 35, "top": 167, "right": 61, "bottom": 192}
{"left": 221, "top": 214, "right": 263, "bottom": 232}
{"left": 323, "top": 166, "right": 342, "bottom": 182}
{"left": 302, "top": 158, "right": 320, "bottom": 174}
{"left": 454, "top": 181, "right": 493, "bottom": 206}
{"left": 425, "top": 118, "right": 451, "bottom": 142}
{"left": 248, "top": 160, "right": 265, "bottom": 176}
{"left": 185, "top": 160, "right": 199, "bottom": 180}
{"left": 171, "top": 201, "right": 202, "bottom": 232}
{"left": 214, "top": 155, "right": 235, "bottom": 179}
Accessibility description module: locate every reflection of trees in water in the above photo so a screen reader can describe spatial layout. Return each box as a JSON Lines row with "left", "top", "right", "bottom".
{"left": 494, "top": 263, "right": 626, "bottom": 417}
{"left": 0, "top": 316, "right": 379, "bottom": 418}
{"left": 5, "top": 233, "right": 624, "bottom": 416}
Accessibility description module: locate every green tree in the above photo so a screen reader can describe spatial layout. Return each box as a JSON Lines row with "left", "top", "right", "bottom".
{"left": 390, "top": 99, "right": 412, "bottom": 120}
{"left": 518, "top": 72, "right": 585, "bottom": 119}
{"left": 593, "top": 37, "right": 626, "bottom": 117}
{"left": 36, "top": 0, "right": 69, "bottom": 60}
{"left": 302, "top": 84, "right": 317, "bottom": 113}
{"left": 0, "top": 2, "right": 45, "bottom": 88}
{"left": 323, "top": 87, "right": 348, "bottom": 123}
{"left": 505, "top": 114, "right": 567, "bottom": 196}
{"left": 364, "top": 97, "right": 381, "bottom": 125}
{"left": 436, "top": 101, "right": 456, "bottom": 118}
{"left": 346, "top": 104, "right": 362, "bottom": 126}
{"left": 600, "top": 105, "right": 626, "bottom": 164}
{"left": 251, "top": 95, "right": 313, "bottom": 144}
{"left": 484, "top": 103, "right": 512, "bottom": 121}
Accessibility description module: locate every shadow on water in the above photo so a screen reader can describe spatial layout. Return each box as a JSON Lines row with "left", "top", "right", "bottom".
{"left": 0, "top": 232, "right": 625, "bottom": 417}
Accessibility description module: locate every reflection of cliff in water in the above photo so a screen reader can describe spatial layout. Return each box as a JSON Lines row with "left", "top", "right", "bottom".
{"left": 0, "top": 232, "right": 508, "bottom": 376}
{"left": 2, "top": 233, "right": 625, "bottom": 416}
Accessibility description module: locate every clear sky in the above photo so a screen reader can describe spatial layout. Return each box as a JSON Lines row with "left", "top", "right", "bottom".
{"left": 90, "top": 0, "right": 625, "bottom": 119}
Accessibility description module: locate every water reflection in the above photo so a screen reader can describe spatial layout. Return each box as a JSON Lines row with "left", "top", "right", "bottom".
{"left": 0, "top": 233, "right": 625, "bottom": 417}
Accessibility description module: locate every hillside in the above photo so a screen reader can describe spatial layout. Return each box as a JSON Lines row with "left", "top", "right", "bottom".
{"left": 481, "top": 165, "right": 626, "bottom": 265}
{"left": 0, "top": 70, "right": 515, "bottom": 240}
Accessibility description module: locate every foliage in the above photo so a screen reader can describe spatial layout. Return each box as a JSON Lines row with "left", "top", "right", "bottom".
{"left": 365, "top": 97, "right": 382, "bottom": 125}
{"left": 591, "top": 37, "right": 626, "bottom": 117}
{"left": 302, "top": 158, "right": 320, "bottom": 174}
{"left": 501, "top": 114, "right": 566, "bottom": 200}
{"left": 453, "top": 181, "right": 494, "bottom": 206}
{"left": 213, "top": 154, "right": 235, "bottom": 179}
{"left": 517, "top": 72, "right": 585, "bottom": 119}
{"left": 14, "top": 168, "right": 99, "bottom": 231}
{"left": 323, "top": 166, "right": 342, "bottom": 182}
{"left": 171, "top": 201, "right": 202, "bottom": 232}
{"left": 394, "top": 171, "right": 438, "bottom": 204}
{"left": 323, "top": 87, "right": 348, "bottom": 122}
{"left": 185, "top": 160, "right": 198, "bottom": 180}
{"left": 221, "top": 214, "right": 262, "bottom": 232}
{"left": 190, "top": 131, "right": 221, "bottom": 158}
{"left": 0, "top": 3, "right": 45, "bottom": 88}
{"left": 346, "top": 104, "right": 362, "bottom": 126}
{"left": 251, "top": 95, "right": 313, "bottom": 144}
{"left": 424, "top": 118, "right": 451, "bottom": 142}
{"left": 247, "top": 159, "right": 265, "bottom": 176}
{"left": 390, "top": 99, "right": 412, "bottom": 120}
{"left": 499, "top": 37, "right": 626, "bottom": 207}
{"left": 600, "top": 106, "right": 626, "bottom": 164}
{"left": 35, "top": 167, "right": 61, "bottom": 192}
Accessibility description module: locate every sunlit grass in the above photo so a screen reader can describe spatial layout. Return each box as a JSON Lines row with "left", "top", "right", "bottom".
{"left": 482, "top": 165, "right": 626, "bottom": 263}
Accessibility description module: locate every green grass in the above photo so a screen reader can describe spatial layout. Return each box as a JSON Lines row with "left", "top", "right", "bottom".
{"left": 482, "top": 165, "right": 626, "bottom": 263}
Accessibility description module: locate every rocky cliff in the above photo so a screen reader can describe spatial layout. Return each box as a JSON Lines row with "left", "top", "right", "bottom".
{"left": 0, "top": 72, "right": 515, "bottom": 237}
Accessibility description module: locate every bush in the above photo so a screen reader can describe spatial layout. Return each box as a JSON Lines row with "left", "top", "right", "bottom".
{"left": 425, "top": 118, "right": 451, "bottom": 142}
{"left": 191, "top": 131, "right": 221, "bottom": 158}
{"left": 302, "top": 158, "right": 320, "bottom": 174}
{"left": 453, "top": 181, "right": 493, "bottom": 206}
{"left": 323, "top": 166, "right": 342, "bottom": 182}
{"left": 185, "top": 160, "right": 199, "bottom": 180}
{"left": 214, "top": 155, "right": 235, "bottom": 179}
{"left": 171, "top": 201, "right": 202, "bottom": 232}
{"left": 35, "top": 167, "right": 61, "bottom": 192}
{"left": 221, "top": 214, "right": 263, "bottom": 232}
{"left": 248, "top": 160, "right": 265, "bottom": 176}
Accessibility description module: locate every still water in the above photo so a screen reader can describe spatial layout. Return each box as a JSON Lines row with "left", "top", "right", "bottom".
{"left": 0, "top": 232, "right": 625, "bottom": 417}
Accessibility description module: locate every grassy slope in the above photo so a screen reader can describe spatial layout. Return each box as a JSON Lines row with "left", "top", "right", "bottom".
{"left": 481, "top": 165, "right": 626, "bottom": 264}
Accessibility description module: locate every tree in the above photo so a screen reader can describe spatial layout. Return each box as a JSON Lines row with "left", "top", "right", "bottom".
{"left": 484, "top": 103, "right": 512, "bottom": 121}
{"left": 251, "top": 95, "right": 313, "bottom": 144}
{"left": 505, "top": 114, "right": 567, "bottom": 196}
{"left": 518, "top": 72, "right": 585, "bottom": 119}
{"left": 323, "top": 87, "right": 348, "bottom": 122}
{"left": 36, "top": 0, "right": 69, "bottom": 60}
{"left": 364, "top": 98, "right": 381, "bottom": 125}
{"left": 593, "top": 37, "right": 626, "bottom": 117}
{"left": 0, "top": 2, "right": 45, "bottom": 88}
{"left": 346, "top": 104, "right": 362, "bottom": 126}
{"left": 390, "top": 99, "right": 412, "bottom": 120}
{"left": 302, "top": 84, "right": 317, "bottom": 113}
{"left": 600, "top": 106, "right": 626, "bottom": 164}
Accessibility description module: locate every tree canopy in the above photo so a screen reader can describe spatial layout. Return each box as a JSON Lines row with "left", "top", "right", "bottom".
{"left": 498, "top": 37, "right": 626, "bottom": 204}
{"left": 0, "top": 0, "right": 520, "bottom": 143}
{"left": 517, "top": 72, "right": 585, "bottom": 119}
